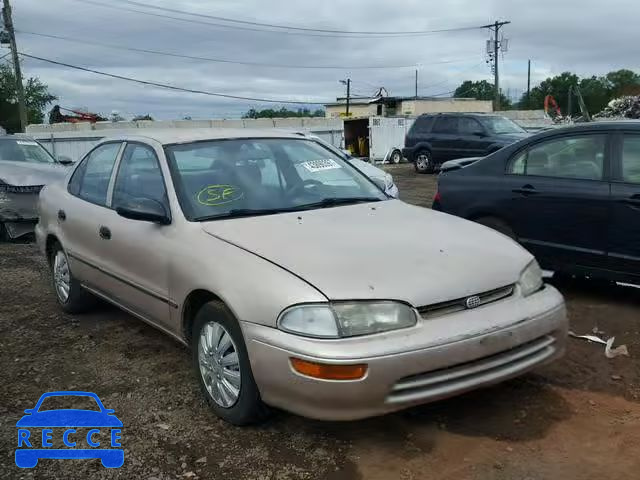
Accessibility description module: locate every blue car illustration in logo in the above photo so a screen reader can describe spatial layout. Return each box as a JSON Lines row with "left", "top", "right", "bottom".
{"left": 15, "top": 391, "right": 123, "bottom": 468}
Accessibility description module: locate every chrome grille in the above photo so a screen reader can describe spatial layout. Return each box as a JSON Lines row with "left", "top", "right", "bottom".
{"left": 417, "top": 285, "right": 514, "bottom": 318}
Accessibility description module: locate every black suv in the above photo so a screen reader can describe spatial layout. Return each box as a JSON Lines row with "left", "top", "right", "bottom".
{"left": 403, "top": 113, "right": 530, "bottom": 173}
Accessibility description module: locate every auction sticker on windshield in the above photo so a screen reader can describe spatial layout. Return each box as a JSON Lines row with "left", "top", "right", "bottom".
{"left": 301, "top": 159, "right": 342, "bottom": 172}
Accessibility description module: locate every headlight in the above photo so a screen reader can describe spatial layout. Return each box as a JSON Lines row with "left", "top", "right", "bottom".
{"left": 519, "top": 260, "right": 543, "bottom": 297}
{"left": 278, "top": 301, "right": 417, "bottom": 338}
{"left": 384, "top": 173, "right": 394, "bottom": 190}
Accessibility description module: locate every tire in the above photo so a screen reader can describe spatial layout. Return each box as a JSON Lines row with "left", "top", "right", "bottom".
{"left": 0, "top": 223, "right": 7, "bottom": 242}
{"left": 474, "top": 216, "right": 516, "bottom": 240}
{"left": 49, "top": 242, "right": 97, "bottom": 314}
{"left": 414, "top": 150, "right": 434, "bottom": 174}
{"left": 192, "top": 301, "right": 269, "bottom": 425}
{"left": 389, "top": 149, "right": 402, "bottom": 164}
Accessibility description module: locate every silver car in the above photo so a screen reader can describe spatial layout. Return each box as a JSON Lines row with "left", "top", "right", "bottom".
{"left": 0, "top": 135, "right": 71, "bottom": 239}
{"left": 36, "top": 129, "right": 567, "bottom": 425}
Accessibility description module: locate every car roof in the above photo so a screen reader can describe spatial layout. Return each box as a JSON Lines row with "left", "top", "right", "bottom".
{"left": 99, "top": 128, "right": 303, "bottom": 146}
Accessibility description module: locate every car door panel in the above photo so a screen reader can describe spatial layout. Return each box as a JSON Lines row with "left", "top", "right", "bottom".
{"left": 103, "top": 142, "right": 172, "bottom": 330}
{"left": 457, "top": 117, "right": 490, "bottom": 157}
{"left": 608, "top": 133, "right": 640, "bottom": 280}
{"left": 430, "top": 117, "right": 462, "bottom": 162}
{"left": 503, "top": 134, "right": 610, "bottom": 271}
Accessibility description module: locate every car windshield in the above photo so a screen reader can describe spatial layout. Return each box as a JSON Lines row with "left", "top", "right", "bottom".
{"left": 0, "top": 138, "right": 56, "bottom": 164}
{"left": 37, "top": 395, "right": 101, "bottom": 412}
{"left": 480, "top": 116, "right": 526, "bottom": 135}
{"left": 164, "top": 138, "right": 387, "bottom": 221}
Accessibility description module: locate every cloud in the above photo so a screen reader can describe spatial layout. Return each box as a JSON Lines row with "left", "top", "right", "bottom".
{"left": 11, "top": 0, "right": 639, "bottom": 119}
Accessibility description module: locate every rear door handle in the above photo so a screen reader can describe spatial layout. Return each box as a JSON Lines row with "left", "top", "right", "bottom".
{"left": 512, "top": 184, "right": 538, "bottom": 195}
{"left": 99, "top": 226, "right": 111, "bottom": 240}
{"left": 57, "top": 210, "right": 66, "bottom": 221}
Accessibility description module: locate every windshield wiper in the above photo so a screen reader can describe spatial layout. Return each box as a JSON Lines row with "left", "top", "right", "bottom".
{"left": 296, "top": 196, "right": 383, "bottom": 210}
{"left": 195, "top": 206, "right": 303, "bottom": 221}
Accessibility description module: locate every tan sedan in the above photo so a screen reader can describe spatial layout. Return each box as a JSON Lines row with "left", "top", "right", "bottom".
{"left": 36, "top": 129, "right": 567, "bottom": 425}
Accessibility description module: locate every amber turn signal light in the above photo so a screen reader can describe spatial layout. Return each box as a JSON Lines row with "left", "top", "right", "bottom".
{"left": 290, "top": 358, "right": 368, "bottom": 380}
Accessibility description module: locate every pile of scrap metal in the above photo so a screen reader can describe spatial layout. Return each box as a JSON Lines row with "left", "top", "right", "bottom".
{"left": 0, "top": 135, "right": 68, "bottom": 240}
{"left": 49, "top": 104, "right": 107, "bottom": 124}
{"left": 595, "top": 96, "right": 640, "bottom": 120}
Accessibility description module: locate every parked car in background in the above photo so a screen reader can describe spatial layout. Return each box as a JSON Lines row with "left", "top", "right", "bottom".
{"left": 403, "top": 113, "right": 530, "bottom": 173}
{"left": 0, "top": 135, "right": 72, "bottom": 240}
{"left": 297, "top": 133, "right": 399, "bottom": 198}
{"left": 37, "top": 129, "right": 566, "bottom": 425}
{"left": 433, "top": 121, "right": 640, "bottom": 284}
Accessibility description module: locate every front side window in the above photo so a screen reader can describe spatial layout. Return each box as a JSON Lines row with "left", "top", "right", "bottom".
{"left": 165, "top": 138, "right": 386, "bottom": 221}
{"left": 75, "top": 143, "right": 121, "bottom": 206}
{"left": 622, "top": 135, "right": 640, "bottom": 184}
{"left": 113, "top": 143, "right": 168, "bottom": 209}
{"left": 432, "top": 117, "right": 459, "bottom": 134}
{"left": 507, "top": 135, "right": 605, "bottom": 180}
{"left": 458, "top": 117, "right": 484, "bottom": 135}
{"left": 480, "top": 116, "right": 526, "bottom": 134}
{"left": 0, "top": 138, "right": 56, "bottom": 164}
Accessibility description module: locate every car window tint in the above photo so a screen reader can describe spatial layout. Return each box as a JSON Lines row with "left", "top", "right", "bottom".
{"left": 509, "top": 135, "right": 605, "bottom": 180}
{"left": 622, "top": 135, "right": 640, "bottom": 184}
{"left": 77, "top": 143, "right": 121, "bottom": 206}
{"left": 113, "top": 143, "right": 168, "bottom": 209}
{"left": 432, "top": 117, "right": 459, "bottom": 134}
{"left": 458, "top": 117, "right": 482, "bottom": 135}
{"left": 411, "top": 116, "right": 434, "bottom": 133}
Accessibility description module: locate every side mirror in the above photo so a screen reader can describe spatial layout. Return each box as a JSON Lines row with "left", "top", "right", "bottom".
{"left": 116, "top": 197, "right": 170, "bottom": 225}
{"left": 57, "top": 155, "right": 74, "bottom": 165}
{"left": 472, "top": 130, "right": 487, "bottom": 137}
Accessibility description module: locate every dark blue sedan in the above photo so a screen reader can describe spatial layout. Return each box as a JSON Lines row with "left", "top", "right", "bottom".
{"left": 433, "top": 122, "right": 640, "bottom": 284}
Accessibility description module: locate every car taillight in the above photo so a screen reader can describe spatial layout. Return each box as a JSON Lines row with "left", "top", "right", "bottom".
{"left": 434, "top": 190, "right": 441, "bottom": 203}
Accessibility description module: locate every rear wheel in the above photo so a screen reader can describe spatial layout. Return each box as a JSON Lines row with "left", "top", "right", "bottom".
{"left": 474, "top": 216, "right": 516, "bottom": 240}
{"left": 192, "top": 301, "right": 269, "bottom": 425}
{"left": 49, "top": 243, "right": 97, "bottom": 313}
{"left": 414, "top": 150, "right": 434, "bottom": 174}
{"left": 389, "top": 149, "right": 402, "bottom": 164}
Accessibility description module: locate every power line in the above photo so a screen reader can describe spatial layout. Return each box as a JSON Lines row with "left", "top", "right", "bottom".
{"left": 70, "top": 0, "right": 485, "bottom": 38}
{"left": 20, "top": 52, "right": 326, "bottom": 105}
{"left": 107, "top": 0, "right": 484, "bottom": 36}
{"left": 17, "top": 30, "right": 477, "bottom": 70}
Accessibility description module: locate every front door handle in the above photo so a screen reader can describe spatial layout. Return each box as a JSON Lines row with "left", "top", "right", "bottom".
{"left": 99, "top": 226, "right": 111, "bottom": 240}
{"left": 512, "top": 184, "right": 538, "bottom": 195}
{"left": 57, "top": 210, "right": 66, "bottom": 221}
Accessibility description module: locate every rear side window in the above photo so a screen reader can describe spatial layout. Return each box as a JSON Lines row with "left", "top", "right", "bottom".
{"left": 410, "top": 116, "right": 435, "bottom": 134}
{"left": 432, "top": 117, "right": 459, "bottom": 134}
{"left": 507, "top": 135, "right": 605, "bottom": 181}
{"left": 73, "top": 143, "right": 121, "bottom": 206}
{"left": 621, "top": 135, "right": 640, "bottom": 184}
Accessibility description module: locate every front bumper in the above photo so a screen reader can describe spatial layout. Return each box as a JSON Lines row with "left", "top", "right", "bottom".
{"left": 243, "top": 285, "right": 567, "bottom": 421}
{"left": 0, "top": 189, "right": 39, "bottom": 239}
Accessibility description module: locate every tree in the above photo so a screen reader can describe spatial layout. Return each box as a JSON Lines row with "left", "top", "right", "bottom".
{"left": 0, "top": 63, "right": 57, "bottom": 133}
{"left": 242, "top": 106, "right": 325, "bottom": 119}
{"left": 453, "top": 80, "right": 511, "bottom": 109}
{"left": 605, "top": 69, "right": 640, "bottom": 97}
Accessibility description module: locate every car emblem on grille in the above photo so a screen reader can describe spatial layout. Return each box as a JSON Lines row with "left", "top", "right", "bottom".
{"left": 464, "top": 295, "right": 481, "bottom": 309}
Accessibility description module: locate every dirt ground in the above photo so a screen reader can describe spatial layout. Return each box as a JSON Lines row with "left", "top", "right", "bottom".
{"left": 1, "top": 163, "right": 639, "bottom": 480}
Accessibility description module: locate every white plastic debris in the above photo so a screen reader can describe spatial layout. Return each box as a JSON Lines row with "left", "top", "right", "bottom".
{"left": 568, "top": 331, "right": 629, "bottom": 358}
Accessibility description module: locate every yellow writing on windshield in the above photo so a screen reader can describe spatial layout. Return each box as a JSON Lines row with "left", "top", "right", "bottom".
{"left": 196, "top": 184, "right": 244, "bottom": 206}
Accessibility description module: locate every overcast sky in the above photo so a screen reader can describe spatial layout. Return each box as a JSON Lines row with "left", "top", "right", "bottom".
{"left": 8, "top": 0, "right": 640, "bottom": 120}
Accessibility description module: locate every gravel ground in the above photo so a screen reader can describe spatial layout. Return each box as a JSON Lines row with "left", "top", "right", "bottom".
{"left": 1, "top": 164, "right": 639, "bottom": 479}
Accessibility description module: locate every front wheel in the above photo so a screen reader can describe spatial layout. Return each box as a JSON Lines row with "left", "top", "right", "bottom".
{"left": 192, "top": 301, "right": 268, "bottom": 425}
{"left": 414, "top": 150, "right": 434, "bottom": 174}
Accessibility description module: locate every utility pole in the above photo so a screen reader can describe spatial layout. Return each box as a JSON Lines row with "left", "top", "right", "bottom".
{"left": 527, "top": 59, "right": 531, "bottom": 106}
{"left": 2, "top": 0, "right": 27, "bottom": 132}
{"left": 481, "top": 20, "right": 510, "bottom": 111}
{"left": 415, "top": 69, "right": 418, "bottom": 99}
{"left": 340, "top": 78, "right": 351, "bottom": 117}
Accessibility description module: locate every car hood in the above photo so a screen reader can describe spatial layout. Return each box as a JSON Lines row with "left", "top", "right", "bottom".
{"left": 0, "top": 161, "right": 68, "bottom": 186}
{"left": 16, "top": 410, "right": 123, "bottom": 427}
{"left": 349, "top": 158, "right": 384, "bottom": 180}
{"left": 201, "top": 200, "right": 532, "bottom": 307}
